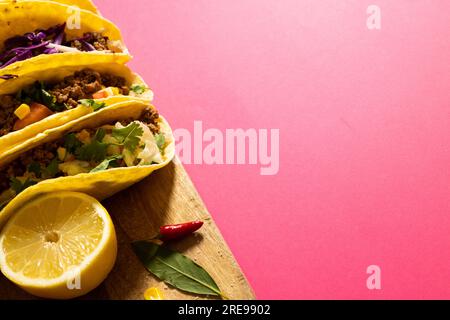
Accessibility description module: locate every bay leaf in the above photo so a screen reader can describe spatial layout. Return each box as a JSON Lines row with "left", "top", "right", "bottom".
{"left": 132, "top": 240, "right": 160, "bottom": 265}
{"left": 132, "top": 241, "right": 223, "bottom": 297}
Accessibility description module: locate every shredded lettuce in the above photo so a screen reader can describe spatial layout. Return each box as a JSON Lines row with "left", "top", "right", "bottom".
{"left": 154, "top": 133, "right": 166, "bottom": 153}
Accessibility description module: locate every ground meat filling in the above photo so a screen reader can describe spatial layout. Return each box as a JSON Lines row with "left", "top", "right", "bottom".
{"left": 68, "top": 32, "right": 111, "bottom": 51}
{"left": 0, "top": 108, "right": 161, "bottom": 194}
{"left": 0, "top": 171, "right": 10, "bottom": 192}
{"left": 120, "top": 108, "right": 160, "bottom": 134}
{"left": 49, "top": 69, "right": 129, "bottom": 108}
{"left": 0, "top": 96, "right": 19, "bottom": 136}
{"left": 0, "top": 69, "right": 130, "bottom": 136}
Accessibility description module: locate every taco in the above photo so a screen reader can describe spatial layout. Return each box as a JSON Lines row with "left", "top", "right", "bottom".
{"left": 0, "top": 100, "right": 175, "bottom": 228}
{"left": 0, "top": 0, "right": 99, "bottom": 13}
{"left": 0, "top": 1, "right": 129, "bottom": 73}
{"left": 0, "top": 55, "right": 153, "bottom": 152}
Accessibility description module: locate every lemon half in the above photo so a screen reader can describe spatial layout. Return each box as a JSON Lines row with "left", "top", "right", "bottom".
{"left": 0, "top": 192, "right": 117, "bottom": 299}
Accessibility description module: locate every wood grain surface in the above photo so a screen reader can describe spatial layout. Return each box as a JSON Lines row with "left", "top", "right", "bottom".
{"left": 0, "top": 158, "right": 255, "bottom": 300}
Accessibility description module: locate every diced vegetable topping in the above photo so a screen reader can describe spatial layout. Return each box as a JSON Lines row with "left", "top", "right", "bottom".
{"left": 92, "top": 91, "right": 108, "bottom": 99}
{"left": 79, "top": 99, "right": 107, "bottom": 111}
{"left": 92, "top": 87, "right": 121, "bottom": 99}
{"left": 14, "top": 103, "right": 31, "bottom": 120}
{"left": 0, "top": 108, "right": 164, "bottom": 210}
{"left": 13, "top": 103, "right": 53, "bottom": 131}
{"left": 1, "top": 70, "right": 137, "bottom": 135}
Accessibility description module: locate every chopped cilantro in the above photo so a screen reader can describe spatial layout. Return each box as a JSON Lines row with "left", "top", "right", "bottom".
{"left": 79, "top": 99, "right": 107, "bottom": 111}
{"left": 64, "top": 133, "right": 83, "bottom": 154}
{"left": 42, "top": 158, "right": 59, "bottom": 179}
{"left": 75, "top": 140, "right": 109, "bottom": 162}
{"left": 130, "top": 84, "right": 147, "bottom": 95}
{"left": 25, "top": 159, "right": 59, "bottom": 181}
{"left": 10, "top": 178, "right": 37, "bottom": 195}
{"left": 73, "top": 127, "right": 110, "bottom": 162}
{"left": 40, "top": 88, "right": 66, "bottom": 111}
{"left": 40, "top": 88, "right": 54, "bottom": 106}
{"left": 17, "top": 81, "right": 67, "bottom": 112}
{"left": 27, "top": 162, "right": 42, "bottom": 178}
{"left": 90, "top": 155, "right": 123, "bottom": 173}
{"left": 112, "top": 122, "right": 144, "bottom": 153}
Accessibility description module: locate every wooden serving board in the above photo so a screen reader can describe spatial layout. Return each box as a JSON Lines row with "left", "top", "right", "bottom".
{"left": 0, "top": 157, "right": 255, "bottom": 300}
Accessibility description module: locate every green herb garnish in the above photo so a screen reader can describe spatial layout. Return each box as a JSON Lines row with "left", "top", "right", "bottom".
{"left": 112, "top": 122, "right": 144, "bottom": 153}
{"left": 27, "top": 159, "right": 59, "bottom": 179}
{"left": 17, "top": 81, "right": 67, "bottom": 112}
{"left": 79, "top": 99, "right": 107, "bottom": 111}
{"left": 40, "top": 88, "right": 66, "bottom": 111}
{"left": 75, "top": 140, "right": 109, "bottom": 162}
{"left": 10, "top": 178, "right": 38, "bottom": 195}
{"left": 42, "top": 158, "right": 59, "bottom": 179}
{"left": 130, "top": 84, "right": 147, "bottom": 95}
{"left": 73, "top": 123, "right": 143, "bottom": 163}
{"left": 27, "top": 162, "right": 42, "bottom": 178}
{"left": 64, "top": 133, "right": 83, "bottom": 154}
{"left": 74, "top": 127, "right": 109, "bottom": 162}
{"left": 132, "top": 241, "right": 225, "bottom": 298}
{"left": 90, "top": 155, "right": 123, "bottom": 173}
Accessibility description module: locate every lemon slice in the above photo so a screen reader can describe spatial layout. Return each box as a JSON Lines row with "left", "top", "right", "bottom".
{"left": 0, "top": 192, "right": 117, "bottom": 299}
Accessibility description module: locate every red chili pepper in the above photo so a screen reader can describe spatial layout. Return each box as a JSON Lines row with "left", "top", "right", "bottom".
{"left": 159, "top": 220, "right": 204, "bottom": 241}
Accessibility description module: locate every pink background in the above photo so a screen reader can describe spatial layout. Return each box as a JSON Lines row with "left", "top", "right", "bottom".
{"left": 95, "top": 0, "right": 450, "bottom": 299}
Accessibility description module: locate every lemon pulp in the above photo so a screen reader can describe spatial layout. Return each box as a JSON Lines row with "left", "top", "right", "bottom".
{"left": 0, "top": 192, "right": 117, "bottom": 299}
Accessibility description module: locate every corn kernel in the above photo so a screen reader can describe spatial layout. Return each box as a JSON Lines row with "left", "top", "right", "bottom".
{"left": 57, "top": 147, "right": 67, "bottom": 161}
{"left": 14, "top": 104, "right": 31, "bottom": 120}
{"left": 110, "top": 87, "right": 120, "bottom": 95}
{"left": 144, "top": 287, "right": 164, "bottom": 300}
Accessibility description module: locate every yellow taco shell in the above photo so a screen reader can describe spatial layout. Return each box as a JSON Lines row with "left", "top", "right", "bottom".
{"left": 0, "top": 1, "right": 129, "bottom": 73}
{"left": 0, "top": 0, "right": 99, "bottom": 13}
{"left": 0, "top": 100, "right": 175, "bottom": 229}
{"left": 0, "top": 55, "right": 153, "bottom": 152}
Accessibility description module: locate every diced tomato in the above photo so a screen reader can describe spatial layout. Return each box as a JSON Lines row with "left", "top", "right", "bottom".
{"left": 92, "top": 90, "right": 108, "bottom": 99}
{"left": 13, "top": 103, "right": 53, "bottom": 131}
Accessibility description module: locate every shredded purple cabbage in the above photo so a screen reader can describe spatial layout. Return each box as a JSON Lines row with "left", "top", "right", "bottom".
{"left": 69, "top": 33, "right": 96, "bottom": 52}
{"left": 0, "top": 74, "right": 18, "bottom": 80}
{"left": 0, "top": 23, "right": 98, "bottom": 70}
